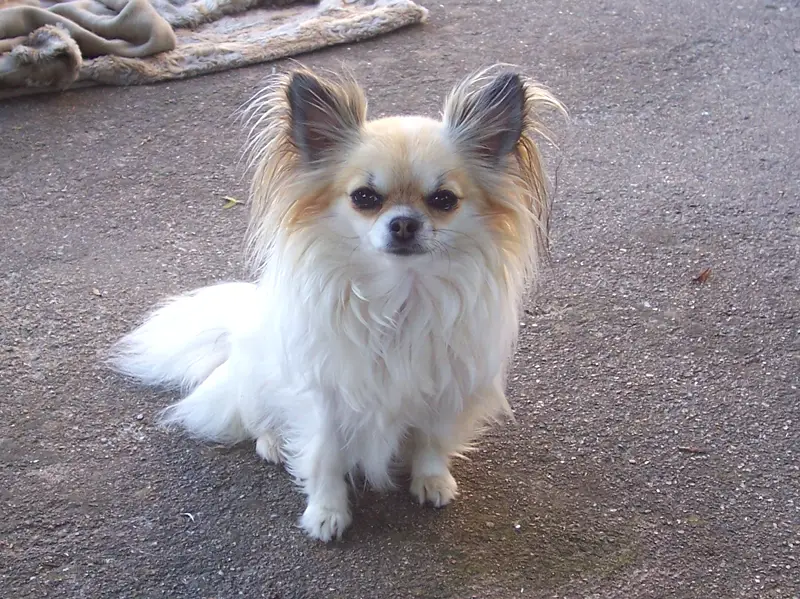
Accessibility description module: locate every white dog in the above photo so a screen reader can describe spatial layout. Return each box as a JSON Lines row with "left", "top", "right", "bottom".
{"left": 110, "top": 66, "right": 564, "bottom": 542}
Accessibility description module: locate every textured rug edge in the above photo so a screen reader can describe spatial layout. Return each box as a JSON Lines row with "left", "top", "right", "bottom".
{"left": 0, "top": 0, "right": 428, "bottom": 100}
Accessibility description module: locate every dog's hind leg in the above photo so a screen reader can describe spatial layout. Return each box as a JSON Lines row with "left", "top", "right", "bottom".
{"left": 255, "top": 431, "right": 284, "bottom": 465}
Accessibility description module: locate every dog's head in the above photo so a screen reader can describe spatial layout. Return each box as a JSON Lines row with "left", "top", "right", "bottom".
{"left": 244, "top": 66, "right": 564, "bottom": 286}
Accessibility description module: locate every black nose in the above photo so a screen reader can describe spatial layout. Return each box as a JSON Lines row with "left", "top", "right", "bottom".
{"left": 389, "top": 216, "right": 420, "bottom": 242}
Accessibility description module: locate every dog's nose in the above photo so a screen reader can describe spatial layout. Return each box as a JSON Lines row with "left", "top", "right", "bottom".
{"left": 389, "top": 216, "right": 420, "bottom": 242}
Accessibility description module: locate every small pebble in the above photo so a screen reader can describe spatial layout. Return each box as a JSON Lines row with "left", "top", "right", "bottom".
{"left": 136, "top": 413, "right": 144, "bottom": 421}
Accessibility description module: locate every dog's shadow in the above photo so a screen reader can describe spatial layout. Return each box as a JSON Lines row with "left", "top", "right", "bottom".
{"left": 320, "top": 454, "right": 637, "bottom": 594}
{"left": 163, "top": 437, "right": 639, "bottom": 596}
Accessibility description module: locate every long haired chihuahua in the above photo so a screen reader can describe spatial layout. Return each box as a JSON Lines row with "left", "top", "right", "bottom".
{"left": 110, "top": 66, "right": 565, "bottom": 542}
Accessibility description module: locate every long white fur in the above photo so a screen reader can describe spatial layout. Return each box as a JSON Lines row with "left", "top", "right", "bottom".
{"left": 109, "top": 67, "right": 563, "bottom": 542}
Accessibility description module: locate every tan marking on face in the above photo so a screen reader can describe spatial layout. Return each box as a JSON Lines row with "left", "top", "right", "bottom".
{"left": 335, "top": 116, "right": 477, "bottom": 227}
{"left": 284, "top": 186, "right": 334, "bottom": 229}
{"left": 481, "top": 191, "right": 526, "bottom": 245}
{"left": 284, "top": 114, "right": 530, "bottom": 250}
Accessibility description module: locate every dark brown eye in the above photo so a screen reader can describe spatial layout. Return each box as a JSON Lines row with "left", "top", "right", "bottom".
{"left": 350, "top": 187, "right": 383, "bottom": 210}
{"left": 427, "top": 189, "right": 459, "bottom": 212}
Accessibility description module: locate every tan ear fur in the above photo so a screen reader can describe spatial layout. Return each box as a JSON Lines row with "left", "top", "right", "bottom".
{"left": 241, "top": 67, "right": 367, "bottom": 271}
{"left": 443, "top": 67, "right": 567, "bottom": 281}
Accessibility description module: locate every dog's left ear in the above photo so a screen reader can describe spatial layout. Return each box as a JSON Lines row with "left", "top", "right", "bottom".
{"left": 444, "top": 72, "right": 526, "bottom": 164}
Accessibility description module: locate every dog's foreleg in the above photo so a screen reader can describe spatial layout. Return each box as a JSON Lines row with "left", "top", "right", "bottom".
{"left": 290, "top": 402, "right": 352, "bottom": 542}
{"left": 408, "top": 429, "right": 459, "bottom": 508}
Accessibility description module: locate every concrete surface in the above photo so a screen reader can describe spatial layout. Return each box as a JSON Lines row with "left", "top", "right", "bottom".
{"left": 1, "top": 0, "right": 798, "bottom": 597}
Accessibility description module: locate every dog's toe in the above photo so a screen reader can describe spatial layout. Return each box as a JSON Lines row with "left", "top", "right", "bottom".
{"left": 300, "top": 502, "right": 352, "bottom": 542}
{"left": 410, "top": 471, "right": 458, "bottom": 508}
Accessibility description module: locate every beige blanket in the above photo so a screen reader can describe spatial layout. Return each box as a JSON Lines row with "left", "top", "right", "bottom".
{"left": 0, "top": 0, "right": 427, "bottom": 98}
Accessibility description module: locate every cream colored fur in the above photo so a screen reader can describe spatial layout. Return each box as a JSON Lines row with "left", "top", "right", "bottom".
{"left": 109, "top": 67, "right": 565, "bottom": 542}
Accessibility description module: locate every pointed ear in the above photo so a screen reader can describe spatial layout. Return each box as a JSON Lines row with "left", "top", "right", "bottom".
{"left": 444, "top": 72, "right": 526, "bottom": 164}
{"left": 286, "top": 70, "right": 366, "bottom": 164}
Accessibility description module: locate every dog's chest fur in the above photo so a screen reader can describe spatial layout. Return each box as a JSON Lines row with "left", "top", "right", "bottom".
{"left": 273, "top": 259, "right": 514, "bottom": 416}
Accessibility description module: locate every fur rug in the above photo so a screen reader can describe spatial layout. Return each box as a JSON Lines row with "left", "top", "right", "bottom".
{"left": 0, "top": 0, "right": 428, "bottom": 98}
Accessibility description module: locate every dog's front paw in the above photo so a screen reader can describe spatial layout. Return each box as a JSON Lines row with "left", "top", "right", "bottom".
{"left": 300, "top": 501, "right": 352, "bottom": 542}
{"left": 410, "top": 471, "right": 458, "bottom": 508}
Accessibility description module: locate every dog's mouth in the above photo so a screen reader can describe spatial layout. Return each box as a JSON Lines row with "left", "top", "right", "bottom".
{"left": 385, "top": 244, "right": 428, "bottom": 257}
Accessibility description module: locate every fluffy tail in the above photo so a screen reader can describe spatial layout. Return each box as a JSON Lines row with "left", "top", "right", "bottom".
{"left": 109, "top": 282, "right": 258, "bottom": 443}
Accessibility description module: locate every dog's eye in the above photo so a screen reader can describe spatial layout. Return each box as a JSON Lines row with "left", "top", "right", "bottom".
{"left": 350, "top": 187, "right": 383, "bottom": 210}
{"left": 426, "top": 189, "right": 459, "bottom": 212}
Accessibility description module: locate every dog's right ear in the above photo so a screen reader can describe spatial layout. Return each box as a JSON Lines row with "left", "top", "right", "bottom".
{"left": 286, "top": 70, "right": 366, "bottom": 165}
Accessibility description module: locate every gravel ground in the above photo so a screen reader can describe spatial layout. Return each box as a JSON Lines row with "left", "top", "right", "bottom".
{"left": 1, "top": 0, "right": 798, "bottom": 597}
